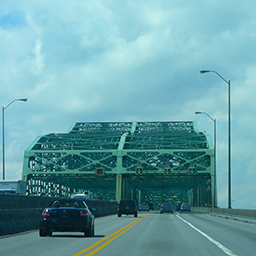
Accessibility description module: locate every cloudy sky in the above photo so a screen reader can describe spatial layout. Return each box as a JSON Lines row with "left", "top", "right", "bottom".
{"left": 1, "top": 0, "right": 256, "bottom": 209}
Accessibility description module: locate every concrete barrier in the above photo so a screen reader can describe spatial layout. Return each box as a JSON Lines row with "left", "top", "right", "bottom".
{"left": 0, "top": 209, "right": 42, "bottom": 236}
{"left": 211, "top": 208, "right": 256, "bottom": 219}
{"left": 192, "top": 207, "right": 256, "bottom": 224}
{"left": 191, "top": 207, "right": 211, "bottom": 213}
{"left": 0, "top": 195, "right": 117, "bottom": 236}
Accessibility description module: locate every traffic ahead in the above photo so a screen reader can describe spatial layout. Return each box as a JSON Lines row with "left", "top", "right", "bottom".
{"left": 1, "top": 210, "right": 256, "bottom": 256}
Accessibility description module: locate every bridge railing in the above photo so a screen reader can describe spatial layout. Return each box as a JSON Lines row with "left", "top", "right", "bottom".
{"left": 0, "top": 194, "right": 117, "bottom": 236}
{"left": 192, "top": 206, "right": 256, "bottom": 223}
{"left": 210, "top": 208, "right": 256, "bottom": 220}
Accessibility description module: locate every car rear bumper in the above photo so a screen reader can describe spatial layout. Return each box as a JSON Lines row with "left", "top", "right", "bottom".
{"left": 160, "top": 210, "right": 173, "bottom": 213}
{"left": 118, "top": 211, "right": 137, "bottom": 215}
{"left": 40, "top": 218, "right": 91, "bottom": 232}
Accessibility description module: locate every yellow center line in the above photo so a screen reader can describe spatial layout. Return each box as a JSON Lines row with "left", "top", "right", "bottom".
{"left": 72, "top": 219, "right": 141, "bottom": 256}
{"left": 72, "top": 212, "right": 156, "bottom": 256}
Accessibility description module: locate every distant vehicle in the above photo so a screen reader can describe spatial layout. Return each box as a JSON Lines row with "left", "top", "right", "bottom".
{"left": 147, "top": 202, "right": 154, "bottom": 210}
{"left": 176, "top": 204, "right": 181, "bottom": 211}
{"left": 180, "top": 203, "right": 191, "bottom": 212}
{"left": 0, "top": 188, "right": 17, "bottom": 195}
{"left": 0, "top": 180, "right": 27, "bottom": 195}
{"left": 39, "top": 199, "right": 95, "bottom": 237}
{"left": 139, "top": 203, "right": 149, "bottom": 212}
{"left": 160, "top": 203, "right": 173, "bottom": 214}
{"left": 71, "top": 193, "right": 88, "bottom": 200}
{"left": 117, "top": 199, "right": 138, "bottom": 217}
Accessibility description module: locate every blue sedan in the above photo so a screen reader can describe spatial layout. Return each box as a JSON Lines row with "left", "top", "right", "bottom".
{"left": 39, "top": 199, "right": 95, "bottom": 237}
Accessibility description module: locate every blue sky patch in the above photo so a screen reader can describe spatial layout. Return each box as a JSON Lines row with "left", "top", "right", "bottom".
{"left": 0, "top": 12, "right": 26, "bottom": 29}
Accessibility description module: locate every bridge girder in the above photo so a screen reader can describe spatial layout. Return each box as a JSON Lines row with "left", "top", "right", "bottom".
{"left": 22, "top": 121, "right": 215, "bottom": 206}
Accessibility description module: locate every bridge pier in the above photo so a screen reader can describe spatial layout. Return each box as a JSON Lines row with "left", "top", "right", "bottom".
{"left": 116, "top": 174, "right": 122, "bottom": 202}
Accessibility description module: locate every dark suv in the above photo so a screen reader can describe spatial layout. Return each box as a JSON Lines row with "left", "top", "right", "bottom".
{"left": 118, "top": 199, "right": 138, "bottom": 217}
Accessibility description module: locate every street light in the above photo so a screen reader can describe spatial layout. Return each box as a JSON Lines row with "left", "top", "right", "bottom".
{"left": 200, "top": 69, "right": 231, "bottom": 209}
{"left": 2, "top": 99, "right": 27, "bottom": 180}
{"left": 195, "top": 111, "right": 217, "bottom": 208}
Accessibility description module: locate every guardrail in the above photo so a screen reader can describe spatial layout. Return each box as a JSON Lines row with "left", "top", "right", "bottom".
{"left": 191, "top": 207, "right": 211, "bottom": 213}
{"left": 0, "top": 195, "right": 117, "bottom": 236}
{"left": 210, "top": 208, "right": 256, "bottom": 224}
{"left": 192, "top": 207, "right": 256, "bottom": 224}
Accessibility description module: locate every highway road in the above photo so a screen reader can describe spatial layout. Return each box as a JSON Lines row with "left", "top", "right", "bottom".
{"left": 0, "top": 211, "right": 256, "bottom": 256}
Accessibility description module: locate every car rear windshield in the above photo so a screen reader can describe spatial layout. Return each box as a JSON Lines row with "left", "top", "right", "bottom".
{"left": 50, "top": 200, "right": 86, "bottom": 208}
{"left": 162, "top": 203, "right": 172, "bottom": 206}
{"left": 119, "top": 200, "right": 135, "bottom": 207}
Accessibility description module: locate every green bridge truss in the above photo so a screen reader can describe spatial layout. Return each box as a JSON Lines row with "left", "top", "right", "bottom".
{"left": 22, "top": 121, "right": 215, "bottom": 207}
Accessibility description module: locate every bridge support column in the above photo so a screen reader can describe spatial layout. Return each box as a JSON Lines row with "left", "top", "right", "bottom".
{"left": 188, "top": 189, "right": 193, "bottom": 206}
{"left": 116, "top": 174, "right": 122, "bottom": 202}
{"left": 138, "top": 190, "right": 141, "bottom": 204}
{"left": 211, "top": 174, "right": 215, "bottom": 208}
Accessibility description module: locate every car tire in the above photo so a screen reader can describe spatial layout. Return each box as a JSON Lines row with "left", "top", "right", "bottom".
{"left": 85, "top": 223, "right": 94, "bottom": 237}
{"left": 134, "top": 212, "right": 138, "bottom": 217}
{"left": 118, "top": 213, "right": 121, "bottom": 217}
{"left": 39, "top": 228, "right": 50, "bottom": 237}
{"left": 91, "top": 224, "right": 95, "bottom": 236}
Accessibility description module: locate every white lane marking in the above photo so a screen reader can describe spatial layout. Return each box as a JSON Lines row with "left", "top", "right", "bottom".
{"left": 176, "top": 214, "right": 238, "bottom": 256}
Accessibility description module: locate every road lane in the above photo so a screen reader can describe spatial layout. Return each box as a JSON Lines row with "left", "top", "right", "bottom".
{"left": 0, "top": 212, "right": 255, "bottom": 256}
{"left": 73, "top": 213, "right": 152, "bottom": 256}
{"left": 177, "top": 214, "right": 237, "bottom": 256}
{"left": 0, "top": 214, "right": 142, "bottom": 256}
{"left": 177, "top": 212, "right": 256, "bottom": 256}
{"left": 81, "top": 212, "right": 231, "bottom": 256}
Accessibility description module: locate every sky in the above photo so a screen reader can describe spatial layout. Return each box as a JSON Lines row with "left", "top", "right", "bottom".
{"left": 1, "top": 0, "right": 256, "bottom": 209}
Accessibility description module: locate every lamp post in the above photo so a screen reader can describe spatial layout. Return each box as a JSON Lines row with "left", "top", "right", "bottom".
{"left": 195, "top": 111, "right": 217, "bottom": 208}
{"left": 2, "top": 99, "right": 27, "bottom": 180}
{"left": 200, "top": 70, "right": 231, "bottom": 209}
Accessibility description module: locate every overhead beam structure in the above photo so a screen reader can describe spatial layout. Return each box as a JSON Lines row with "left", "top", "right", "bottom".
{"left": 22, "top": 121, "right": 215, "bottom": 207}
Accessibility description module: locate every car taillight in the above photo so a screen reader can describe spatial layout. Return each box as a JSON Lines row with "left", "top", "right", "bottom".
{"left": 42, "top": 209, "right": 50, "bottom": 218}
{"left": 117, "top": 206, "right": 120, "bottom": 210}
{"left": 161, "top": 206, "right": 163, "bottom": 209}
{"left": 79, "top": 210, "right": 89, "bottom": 218}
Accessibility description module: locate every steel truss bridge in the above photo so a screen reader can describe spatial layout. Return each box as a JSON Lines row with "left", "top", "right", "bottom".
{"left": 22, "top": 121, "right": 216, "bottom": 207}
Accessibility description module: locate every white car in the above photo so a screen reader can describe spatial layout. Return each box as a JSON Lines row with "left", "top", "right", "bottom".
{"left": 180, "top": 203, "right": 191, "bottom": 212}
{"left": 71, "top": 193, "right": 88, "bottom": 200}
{"left": 138, "top": 203, "right": 149, "bottom": 212}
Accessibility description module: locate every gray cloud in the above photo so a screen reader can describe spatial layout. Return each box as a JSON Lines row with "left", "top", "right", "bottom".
{"left": 1, "top": 0, "right": 256, "bottom": 209}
